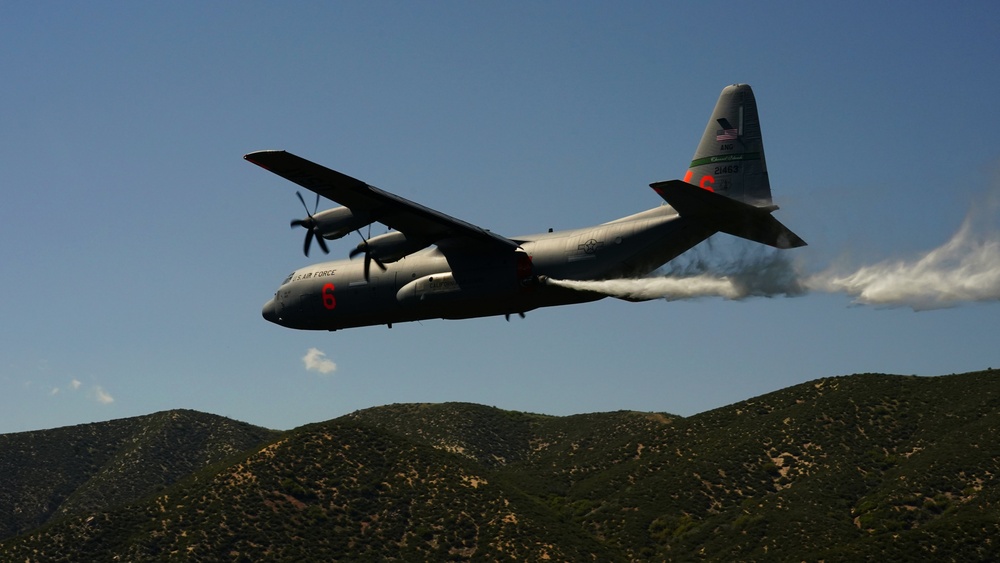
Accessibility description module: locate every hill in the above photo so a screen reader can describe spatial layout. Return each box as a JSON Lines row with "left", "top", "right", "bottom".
{"left": 1, "top": 371, "right": 999, "bottom": 561}
{"left": 0, "top": 409, "right": 280, "bottom": 541}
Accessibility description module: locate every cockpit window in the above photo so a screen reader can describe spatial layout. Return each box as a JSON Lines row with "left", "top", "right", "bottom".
{"left": 281, "top": 272, "right": 295, "bottom": 286}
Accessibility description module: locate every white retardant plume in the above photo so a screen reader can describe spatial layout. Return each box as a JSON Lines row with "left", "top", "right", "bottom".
{"left": 546, "top": 237, "right": 806, "bottom": 301}
{"left": 546, "top": 274, "right": 745, "bottom": 301}
{"left": 547, "top": 186, "right": 1000, "bottom": 310}
{"left": 807, "top": 201, "right": 1000, "bottom": 310}
{"left": 806, "top": 182, "right": 1000, "bottom": 311}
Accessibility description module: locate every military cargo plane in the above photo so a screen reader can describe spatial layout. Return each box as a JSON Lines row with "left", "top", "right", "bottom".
{"left": 248, "top": 84, "right": 805, "bottom": 331}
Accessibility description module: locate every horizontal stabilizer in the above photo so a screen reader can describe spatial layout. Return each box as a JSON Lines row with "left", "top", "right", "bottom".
{"left": 651, "top": 180, "right": 806, "bottom": 249}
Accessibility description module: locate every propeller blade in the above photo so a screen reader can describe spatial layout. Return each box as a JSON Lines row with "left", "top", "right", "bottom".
{"left": 290, "top": 192, "right": 329, "bottom": 256}
{"left": 303, "top": 228, "right": 314, "bottom": 257}
{"left": 315, "top": 233, "right": 329, "bottom": 254}
{"left": 351, "top": 227, "right": 384, "bottom": 281}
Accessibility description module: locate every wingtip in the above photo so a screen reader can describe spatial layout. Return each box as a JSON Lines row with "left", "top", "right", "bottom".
{"left": 244, "top": 149, "right": 286, "bottom": 160}
{"left": 244, "top": 150, "right": 289, "bottom": 170}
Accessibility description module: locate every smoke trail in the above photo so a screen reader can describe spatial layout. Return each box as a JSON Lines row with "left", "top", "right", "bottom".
{"left": 546, "top": 187, "right": 1000, "bottom": 310}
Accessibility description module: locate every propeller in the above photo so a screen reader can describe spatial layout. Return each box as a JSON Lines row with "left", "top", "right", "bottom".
{"left": 350, "top": 227, "right": 388, "bottom": 281}
{"left": 290, "top": 192, "right": 329, "bottom": 257}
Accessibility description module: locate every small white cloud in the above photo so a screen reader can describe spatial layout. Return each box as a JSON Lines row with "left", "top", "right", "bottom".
{"left": 70, "top": 379, "right": 82, "bottom": 390}
{"left": 93, "top": 386, "right": 115, "bottom": 405}
{"left": 50, "top": 387, "right": 60, "bottom": 395}
{"left": 303, "top": 347, "right": 337, "bottom": 375}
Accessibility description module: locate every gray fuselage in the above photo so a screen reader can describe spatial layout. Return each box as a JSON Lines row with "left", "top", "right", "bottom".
{"left": 262, "top": 205, "right": 713, "bottom": 330}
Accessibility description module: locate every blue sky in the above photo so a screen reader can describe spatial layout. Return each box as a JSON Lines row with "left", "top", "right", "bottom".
{"left": 2, "top": 2, "right": 998, "bottom": 433}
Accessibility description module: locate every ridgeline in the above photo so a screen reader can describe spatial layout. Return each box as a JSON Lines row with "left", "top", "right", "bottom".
{"left": 2, "top": 371, "right": 998, "bottom": 561}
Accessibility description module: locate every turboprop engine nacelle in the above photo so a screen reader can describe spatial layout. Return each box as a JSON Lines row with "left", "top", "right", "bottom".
{"left": 355, "top": 231, "right": 431, "bottom": 263}
{"left": 312, "top": 206, "right": 372, "bottom": 240}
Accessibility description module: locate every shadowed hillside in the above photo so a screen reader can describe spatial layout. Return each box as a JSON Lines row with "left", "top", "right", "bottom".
{"left": 0, "top": 409, "right": 279, "bottom": 540}
{"left": 2, "top": 371, "right": 999, "bottom": 561}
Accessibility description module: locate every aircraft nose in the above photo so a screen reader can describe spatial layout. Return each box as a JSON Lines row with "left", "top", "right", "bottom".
{"left": 262, "top": 298, "right": 280, "bottom": 324}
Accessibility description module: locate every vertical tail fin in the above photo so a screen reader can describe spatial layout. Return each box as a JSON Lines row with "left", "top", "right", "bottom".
{"left": 684, "top": 84, "right": 771, "bottom": 206}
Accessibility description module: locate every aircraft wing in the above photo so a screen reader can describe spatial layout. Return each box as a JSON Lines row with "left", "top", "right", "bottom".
{"left": 245, "top": 150, "right": 520, "bottom": 252}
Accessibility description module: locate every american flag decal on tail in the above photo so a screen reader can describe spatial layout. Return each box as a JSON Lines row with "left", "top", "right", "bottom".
{"left": 716, "top": 128, "right": 738, "bottom": 141}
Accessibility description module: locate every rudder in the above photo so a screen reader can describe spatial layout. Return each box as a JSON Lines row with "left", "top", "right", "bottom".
{"left": 684, "top": 84, "right": 771, "bottom": 205}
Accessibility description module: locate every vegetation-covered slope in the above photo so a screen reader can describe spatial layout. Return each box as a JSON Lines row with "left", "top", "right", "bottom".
{"left": 2, "top": 371, "right": 998, "bottom": 561}
{"left": 0, "top": 409, "right": 279, "bottom": 540}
